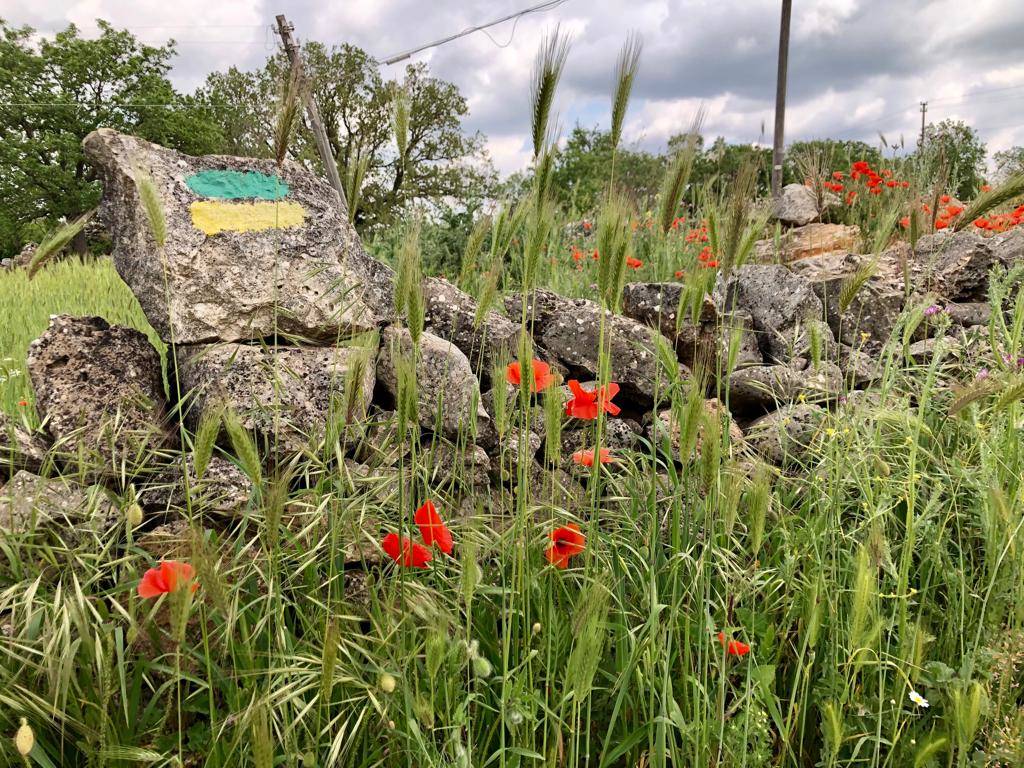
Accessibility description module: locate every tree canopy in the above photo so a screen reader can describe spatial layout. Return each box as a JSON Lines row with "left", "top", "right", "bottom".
{"left": 0, "top": 20, "right": 223, "bottom": 256}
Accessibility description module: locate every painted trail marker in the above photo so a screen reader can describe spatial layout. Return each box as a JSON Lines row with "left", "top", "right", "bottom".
{"left": 185, "top": 169, "right": 306, "bottom": 235}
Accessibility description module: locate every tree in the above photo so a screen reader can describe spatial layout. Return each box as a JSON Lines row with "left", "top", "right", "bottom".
{"left": 199, "top": 42, "right": 493, "bottom": 232}
{"left": 993, "top": 146, "right": 1024, "bottom": 183}
{"left": 688, "top": 137, "right": 772, "bottom": 198}
{"left": 0, "top": 20, "right": 223, "bottom": 257}
{"left": 548, "top": 125, "right": 666, "bottom": 213}
{"left": 920, "top": 119, "right": 987, "bottom": 199}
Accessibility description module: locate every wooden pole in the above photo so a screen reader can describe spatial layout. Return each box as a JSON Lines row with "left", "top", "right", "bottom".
{"left": 770, "top": 0, "right": 792, "bottom": 199}
{"left": 275, "top": 14, "right": 348, "bottom": 213}
{"left": 919, "top": 101, "right": 928, "bottom": 149}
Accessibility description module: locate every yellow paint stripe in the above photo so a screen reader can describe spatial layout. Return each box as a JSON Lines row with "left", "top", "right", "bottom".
{"left": 189, "top": 200, "right": 306, "bottom": 235}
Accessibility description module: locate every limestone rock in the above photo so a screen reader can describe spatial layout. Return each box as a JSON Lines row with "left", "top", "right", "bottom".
{"left": 714, "top": 265, "right": 830, "bottom": 363}
{"left": 82, "top": 128, "right": 392, "bottom": 344}
{"left": 178, "top": 342, "right": 375, "bottom": 456}
{"left": 0, "top": 413, "right": 49, "bottom": 480}
{"left": 0, "top": 470, "right": 118, "bottom": 535}
{"left": 913, "top": 230, "right": 1000, "bottom": 302}
{"left": 649, "top": 399, "right": 744, "bottom": 461}
{"left": 376, "top": 327, "right": 490, "bottom": 440}
{"left": 506, "top": 289, "right": 683, "bottom": 403}
{"left": 727, "top": 360, "right": 842, "bottom": 412}
{"left": 789, "top": 252, "right": 905, "bottom": 349}
{"left": 745, "top": 404, "right": 826, "bottom": 466}
{"left": 620, "top": 282, "right": 722, "bottom": 368}
{"left": 989, "top": 227, "right": 1024, "bottom": 264}
{"left": 774, "top": 184, "right": 821, "bottom": 226}
{"left": 138, "top": 456, "right": 253, "bottom": 517}
{"left": 945, "top": 302, "right": 991, "bottom": 327}
{"left": 27, "top": 315, "right": 172, "bottom": 475}
{"left": 755, "top": 223, "right": 860, "bottom": 262}
{"left": 424, "top": 277, "right": 525, "bottom": 385}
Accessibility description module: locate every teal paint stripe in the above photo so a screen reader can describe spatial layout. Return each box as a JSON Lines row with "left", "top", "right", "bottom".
{"left": 185, "top": 170, "right": 289, "bottom": 200}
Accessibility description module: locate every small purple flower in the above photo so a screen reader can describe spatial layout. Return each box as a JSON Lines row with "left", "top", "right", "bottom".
{"left": 924, "top": 304, "right": 944, "bottom": 317}
{"left": 976, "top": 367, "right": 990, "bottom": 380}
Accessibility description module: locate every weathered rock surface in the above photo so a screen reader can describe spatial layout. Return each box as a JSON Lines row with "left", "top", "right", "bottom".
{"left": 714, "top": 265, "right": 830, "bottom": 363}
{"left": 788, "top": 252, "right": 906, "bottom": 349}
{"left": 0, "top": 413, "right": 49, "bottom": 479}
{"left": 912, "top": 231, "right": 1000, "bottom": 302}
{"left": 506, "top": 289, "right": 683, "bottom": 402}
{"left": 774, "top": 184, "right": 821, "bottom": 226}
{"left": 178, "top": 342, "right": 375, "bottom": 456}
{"left": 648, "top": 399, "right": 744, "bottom": 461}
{"left": 727, "top": 360, "right": 842, "bottom": 412}
{"left": 82, "top": 128, "right": 392, "bottom": 344}
{"left": 745, "top": 404, "right": 826, "bottom": 466}
{"left": 424, "top": 277, "right": 534, "bottom": 385}
{"left": 756, "top": 223, "right": 860, "bottom": 262}
{"left": 376, "top": 327, "right": 490, "bottom": 440}
{"left": 620, "top": 282, "right": 724, "bottom": 369}
{"left": 0, "top": 470, "right": 117, "bottom": 535}
{"left": 27, "top": 315, "right": 172, "bottom": 474}
{"left": 139, "top": 456, "right": 253, "bottom": 516}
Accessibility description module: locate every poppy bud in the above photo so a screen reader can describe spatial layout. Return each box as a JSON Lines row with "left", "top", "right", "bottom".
{"left": 125, "top": 502, "right": 144, "bottom": 529}
{"left": 379, "top": 672, "right": 397, "bottom": 693}
{"left": 14, "top": 717, "right": 34, "bottom": 756}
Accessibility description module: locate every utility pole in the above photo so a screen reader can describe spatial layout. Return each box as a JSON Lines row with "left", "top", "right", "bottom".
{"left": 275, "top": 14, "right": 348, "bottom": 213}
{"left": 919, "top": 101, "right": 928, "bottom": 149}
{"left": 770, "top": 0, "right": 793, "bottom": 199}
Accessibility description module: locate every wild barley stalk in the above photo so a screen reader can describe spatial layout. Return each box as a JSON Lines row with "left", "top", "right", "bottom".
{"left": 608, "top": 33, "right": 642, "bottom": 188}
{"left": 530, "top": 28, "right": 570, "bottom": 160}
{"left": 27, "top": 211, "right": 96, "bottom": 278}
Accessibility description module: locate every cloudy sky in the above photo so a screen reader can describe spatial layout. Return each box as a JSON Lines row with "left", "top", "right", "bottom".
{"left": 5, "top": 0, "right": 1024, "bottom": 175}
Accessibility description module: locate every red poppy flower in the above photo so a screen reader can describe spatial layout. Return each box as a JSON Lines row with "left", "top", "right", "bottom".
{"left": 940, "top": 194, "right": 951, "bottom": 204}
{"left": 17, "top": 400, "right": 28, "bottom": 407}
{"left": 869, "top": 188, "right": 882, "bottom": 196}
{"left": 974, "top": 218, "right": 990, "bottom": 229}
{"left": 885, "top": 180, "right": 897, "bottom": 188}
{"left": 571, "top": 448, "right": 616, "bottom": 467}
{"left": 846, "top": 190, "right": 857, "bottom": 204}
{"left": 414, "top": 500, "right": 453, "bottom": 555}
{"left": 899, "top": 216, "right": 910, "bottom": 229}
{"left": 571, "top": 247, "right": 583, "bottom": 262}
{"left": 717, "top": 632, "right": 751, "bottom": 657}
{"left": 564, "top": 379, "right": 621, "bottom": 420}
{"left": 582, "top": 220, "right": 592, "bottom": 231}
{"left": 674, "top": 270, "right": 685, "bottom": 279}
{"left": 981, "top": 184, "right": 991, "bottom": 193}
{"left": 901, "top": 181, "right": 910, "bottom": 188}
{"left": 139, "top": 561, "right": 198, "bottom": 598}
{"left": 852, "top": 161, "right": 871, "bottom": 174}
{"left": 625, "top": 256, "right": 643, "bottom": 269}
{"left": 381, "top": 533, "right": 432, "bottom": 568}
{"left": 545, "top": 524, "right": 586, "bottom": 568}
{"left": 591, "top": 249, "right": 599, "bottom": 260}
{"left": 703, "top": 260, "right": 719, "bottom": 268}
{"left": 946, "top": 205, "right": 963, "bottom": 217}
{"left": 934, "top": 218, "right": 949, "bottom": 230}
{"left": 507, "top": 358, "right": 556, "bottom": 393}
{"left": 832, "top": 171, "right": 844, "bottom": 180}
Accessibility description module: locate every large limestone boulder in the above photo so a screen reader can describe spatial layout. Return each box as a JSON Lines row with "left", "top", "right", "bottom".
{"left": 506, "top": 289, "right": 683, "bottom": 403}
{"left": 714, "top": 265, "right": 830, "bottom": 363}
{"left": 177, "top": 343, "right": 375, "bottom": 456}
{"left": 82, "top": 128, "right": 392, "bottom": 344}
{"left": 27, "top": 315, "right": 172, "bottom": 475}
{"left": 756, "top": 223, "right": 860, "bottom": 262}
{"left": 774, "top": 184, "right": 821, "bottom": 226}
{"left": 376, "top": 327, "right": 490, "bottom": 441}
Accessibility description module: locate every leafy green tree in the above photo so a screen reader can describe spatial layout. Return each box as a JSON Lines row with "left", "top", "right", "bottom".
{"left": 199, "top": 42, "right": 493, "bottom": 232}
{"left": 688, "top": 136, "right": 772, "bottom": 198}
{"left": 993, "top": 146, "right": 1024, "bottom": 183}
{"left": 548, "top": 126, "right": 665, "bottom": 213}
{"left": 0, "top": 19, "right": 223, "bottom": 257}
{"left": 920, "top": 119, "right": 987, "bottom": 199}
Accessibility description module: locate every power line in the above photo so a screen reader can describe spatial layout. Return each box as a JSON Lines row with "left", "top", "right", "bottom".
{"left": 378, "top": 0, "right": 570, "bottom": 65}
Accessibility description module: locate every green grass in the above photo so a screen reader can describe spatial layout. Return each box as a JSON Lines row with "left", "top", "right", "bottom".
{"left": 0, "top": 257, "right": 159, "bottom": 416}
